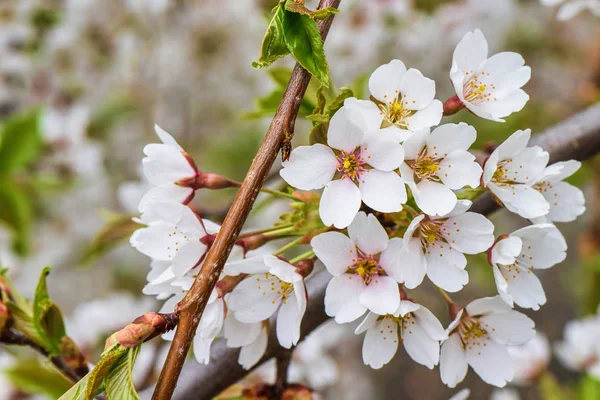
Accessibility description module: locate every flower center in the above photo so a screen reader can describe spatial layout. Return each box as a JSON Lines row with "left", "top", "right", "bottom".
{"left": 336, "top": 148, "right": 366, "bottom": 181}
{"left": 279, "top": 281, "right": 294, "bottom": 299}
{"left": 373, "top": 94, "right": 415, "bottom": 129}
{"left": 457, "top": 316, "right": 491, "bottom": 351}
{"left": 349, "top": 255, "right": 383, "bottom": 285}
{"left": 463, "top": 71, "right": 497, "bottom": 104}
{"left": 413, "top": 156, "right": 441, "bottom": 180}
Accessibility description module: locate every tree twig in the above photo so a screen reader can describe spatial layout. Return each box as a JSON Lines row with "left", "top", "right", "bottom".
{"left": 274, "top": 348, "right": 293, "bottom": 398}
{"left": 0, "top": 329, "right": 83, "bottom": 383}
{"left": 141, "top": 102, "right": 600, "bottom": 400}
{"left": 150, "top": 2, "right": 342, "bottom": 399}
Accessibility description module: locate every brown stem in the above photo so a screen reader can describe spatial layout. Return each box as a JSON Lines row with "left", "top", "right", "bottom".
{"left": 0, "top": 330, "right": 83, "bottom": 383}
{"left": 151, "top": 2, "right": 341, "bottom": 399}
{"left": 274, "top": 349, "right": 293, "bottom": 399}
{"left": 139, "top": 103, "right": 600, "bottom": 400}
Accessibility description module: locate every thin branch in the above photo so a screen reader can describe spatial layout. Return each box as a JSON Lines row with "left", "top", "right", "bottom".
{"left": 150, "top": 2, "right": 342, "bottom": 399}
{"left": 274, "top": 348, "right": 293, "bottom": 398}
{"left": 0, "top": 329, "right": 83, "bottom": 383}
{"left": 140, "top": 102, "right": 600, "bottom": 400}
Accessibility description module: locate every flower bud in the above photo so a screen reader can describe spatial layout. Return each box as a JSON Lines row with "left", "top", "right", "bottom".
{"left": 294, "top": 259, "right": 314, "bottom": 278}
{"left": 176, "top": 171, "right": 238, "bottom": 191}
{"left": 442, "top": 95, "right": 465, "bottom": 116}
{"left": 105, "top": 312, "right": 178, "bottom": 350}
{"left": 216, "top": 275, "right": 245, "bottom": 297}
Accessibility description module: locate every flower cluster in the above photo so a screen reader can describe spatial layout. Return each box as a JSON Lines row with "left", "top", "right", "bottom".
{"left": 129, "top": 29, "right": 586, "bottom": 391}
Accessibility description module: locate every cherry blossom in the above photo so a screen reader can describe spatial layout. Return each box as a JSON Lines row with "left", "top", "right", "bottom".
{"left": 440, "top": 296, "right": 535, "bottom": 388}
{"left": 490, "top": 224, "right": 566, "bottom": 310}
{"left": 508, "top": 333, "right": 550, "bottom": 385}
{"left": 139, "top": 125, "right": 199, "bottom": 211}
{"left": 400, "top": 123, "right": 482, "bottom": 216}
{"left": 344, "top": 59, "right": 442, "bottom": 142}
{"left": 540, "top": 0, "right": 600, "bottom": 20}
{"left": 225, "top": 255, "right": 307, "bottom": 349}
{"left": 448, "top": 389, "right": 471, "bottom": 400}
{"left": 130, "top": 201, "right": 220, "bottom": 277}
{"left": 450, "top": 29, "right": 530, "bottom": 122}
{"left": 392, "top": 200, "right": 495, "bottom": 292}
{"left": 311, "top": 212, "right": 404, "bottom": 322}
{"left": 555, "top": 307, "right": 600, "bottom": 379}
{"left": 490, "top": 389, "right": 521, "bottom": 400}
{"left": 482, "top": 129, "right": 550, "bottom": 219}
{"left": 355, "top": 299, "right": 447, "bottom": 369}
{"left": 280, "top": 106, "right": 406, "bottom": 228}
{"left": 223, "top": 315, "right": 269, "bottom": 370}
{"left": 532, "top": 160, "right": 585, "bottom": 223}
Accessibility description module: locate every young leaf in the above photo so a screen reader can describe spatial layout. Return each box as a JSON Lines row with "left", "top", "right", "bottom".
{"left": 282, "top": 10, "right": 330, "bottom": 87}
{"left": 328, "top": 87, "right": 354, "bottom": 115}
{"left": 252, "top": 4, "right": 289, "bottom": 69}
{"left": 80, "top": 214, "right": 140, "bottom": 266}
{"left": 0, "top": 179, "right": 34, "bottom": 255}
{"left": 3, "top": 358, "right": 73, "bottom": 399}
{"left": 33, "top": 266, "right": 67, "bottom": 355}
{"left": 105, "top": 345, "right": 142, "bottom": 400}
{"left": 0, "top": 109, "right": 42, "bottom": 174}
{"left": 309, "top": 122, "right": 328, "bottom": 146}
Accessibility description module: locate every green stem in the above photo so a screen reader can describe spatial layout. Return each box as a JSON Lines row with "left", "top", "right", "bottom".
{"left": 263, "top": 225, "right": 297, "bottom": 238}
{"left": 272, "top": 237, "right": 303, "bottom": 256}
{"left": 259, "top": 187, "right": 299, "bottom": 201}
{"left": 238, "top": 224, "right": 294, "bottom": 239}
{"left": 289, "top": 250, "right": 315, "bottom": 264}
{"left": 436, "top": 287, "right": 454, "bottom": 305}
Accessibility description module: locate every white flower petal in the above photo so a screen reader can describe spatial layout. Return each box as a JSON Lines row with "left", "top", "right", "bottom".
{"left": 362, "top": 317, "right": 399, "bottom": 369}
{"left": 452, "top": 29, "right": 488, "bottom": 76}
{"left": 327, "top": 106, "right": 366, "bottom": 152}
{"left": 311, "top": 232, "right": 357, "bottom": 276}
{"left": 224, "top": 256, "right": 269, "bottom": 276}
{"left": 440, "top": 333, "right": 469, "bottom": 388}
{"left": 466, "top": 296, "right": 513, "bottom": 316}
{"left": 368, "top": 59, "right": 407, "bottom": 102}
{"left": 443, "top": 212, "right": 495, "bottom": 254}
{"left": 361, "top": 133, "right": 404, "bottom": 171}
{"left": 491, "top": 236, "right": 523, "bottom": 266}
{"left": 280, "top": 144, "right": 337, "bottom": 190}
{"left": 325, "top": 274, "right": 367, "bottom": 323}
{"left": 239, "top": 324, "right": 268, "bottom": 370}
{"left": 171, "top": 241, "right": 206, "bottom": 277}
{"left": 320, "top": 179, "right": 362, "bottom": 229}
{"left": 359, "top": 276, "right": 400, "bottom": 315}
{"left": 480, "top": 311, "right": 536, "bottom": 345}
{"left": 348, "top": 212, "right": 389, "bottom": 255}
{"left": 277, "top": 295, "right": 303, "bottom": 348}
{"left": 404, "top": 100, "right": 443, "bottom": 132}
{"left": 403, "top": 318, "right": 441, "bottom": 369}
{"left": 138, "top": 183, "right": 194, "bottom": 211}
{"left": 155, "top": 124, "right": 183, "bottom": 149}
{"left": 439, "top": 152, "right": 482, "bottom": 190}
{"left": 413, "top": 180, "right": 457, "bottom": 217}
{"left": 398, "top": 68, "right": 436, "bottom": 110}
{"left": 426, "top": 245, "right": 468, "bottom": 292}
{"left": 427, "top": 123, "right": 477, "bottom": 155}
{"left": 489, "top": 182, "right": 549, "bottom": 219}
{"left": 512, "top": 224, "right": 567, "bottom": 269}
{"left": 414, "top": 306, "right": 448, "bottom": 341}
{"left": 226, "top": 275, "right": 282, "bottom": 323}
{"left": 224, "top": 315, "right": 262, "bottom": 348}
{"left": 359, "top": 170, "right": 407, "bottom": 213}
{"left": 466, "top": 338, "right": 514, "bottom": 387}
{"left": 500, "top": 265, "right": 546, "bottom": 310}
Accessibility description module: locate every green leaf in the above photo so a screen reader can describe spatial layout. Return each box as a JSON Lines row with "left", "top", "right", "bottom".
{"left": 328, "top": 87, "right": 354, "bottom": 115}
{"left": 0, "top": 179, "right": 34, "bottom": 255}
{"left": 252, "top": 4, "right": 289, "bottom": 69}
{"left": 311, "top": 7, "right": 339, "bottom": 19}
{"left": 580, "top": 374, "right": 600, "bottom": 400}
{"left": 539, "top": 371, "right": 567, "bottom": 400}
{"left": 105, "top": 345, "right": 141, "bottom": 400}
{"left": 0, "top": 109, "right": 42, "bottom": 174}
{"left": 4, "top": 358, "right": 73, "bottom": 399}
{"left": 282, "top": 10, "right": 330, "bottom": 87}
{"left": 5, "top": 303, "right": 46, "bottom": 347}
{"left": 313, "top": 85, "right": 327, "bottom": 115}
{"left": 33, "top": 266, "right": 66, "bottom": 355}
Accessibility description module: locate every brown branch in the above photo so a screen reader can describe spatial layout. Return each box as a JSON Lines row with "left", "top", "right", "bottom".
{"left": 471, "top": 103, "right": 600, "bottom": 215}
{"left": 150, "top": 2, "right": 342, "bottom": 399}
{"left": 0, "top": 329, "right": 83, "bottom": 383}
{"left": 140, "top": 102, "right": 600, "bottom": 400}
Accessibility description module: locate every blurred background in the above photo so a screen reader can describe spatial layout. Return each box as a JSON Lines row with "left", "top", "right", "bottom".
{"left": 0, "top": 0, "right": 599, "bottom": 399}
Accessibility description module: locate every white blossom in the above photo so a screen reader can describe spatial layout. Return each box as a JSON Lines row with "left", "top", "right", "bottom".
{"left": 491, "top": 224, "right": 566, "bottom": 310}
{"left": 346, "top": 59, "right": 442, "bottom": 142}
{"left": 490, "top": 389, "right": 521, "bottom": 400}
{"left": 400, "top": 123, "right": 482, "bottom": 216}
{"left": 555, "top": 307, "right": 600, "bottom": 378}
{"left": 532, "top": 160, "right": 585, "bottom": 223}
{"left": 224, "top": 316, "right": 269, "bottom": 370}
{"left": 450, "top": 29, "right": 530, "bottom": 122}
{"left": 311, "top": 212, "right": 404, "bottom": 322}
{"left": 355, "top": 300, "right": 447, "bottom": 369}
{"left": 440, "top": 296, "right": 535, "bottom": 388}
{"left": 540, "top": 0, "right": 600, "bottom": 20}
{"left": 482, "top": 129, "right": 550, "bottom": 219}
{"left": 130, "top": 201, "right": 219, "bottom": 277}
{"left": 225, "top": 255, "right": 307, "bottom": 349}
{"left": 393, "top": 200, "right": 495, "bottom": 292}
{"left": 280, "top": 106, "right": 406, "bottom": 229}
{"left": 508, "top": 333, "right": 550, "bottom": 385}
{"left": 448, "top": 389, "right": 471, "bottom": 400}
{"left": 140, "top": 125, "right": 199, "bottom": 211}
